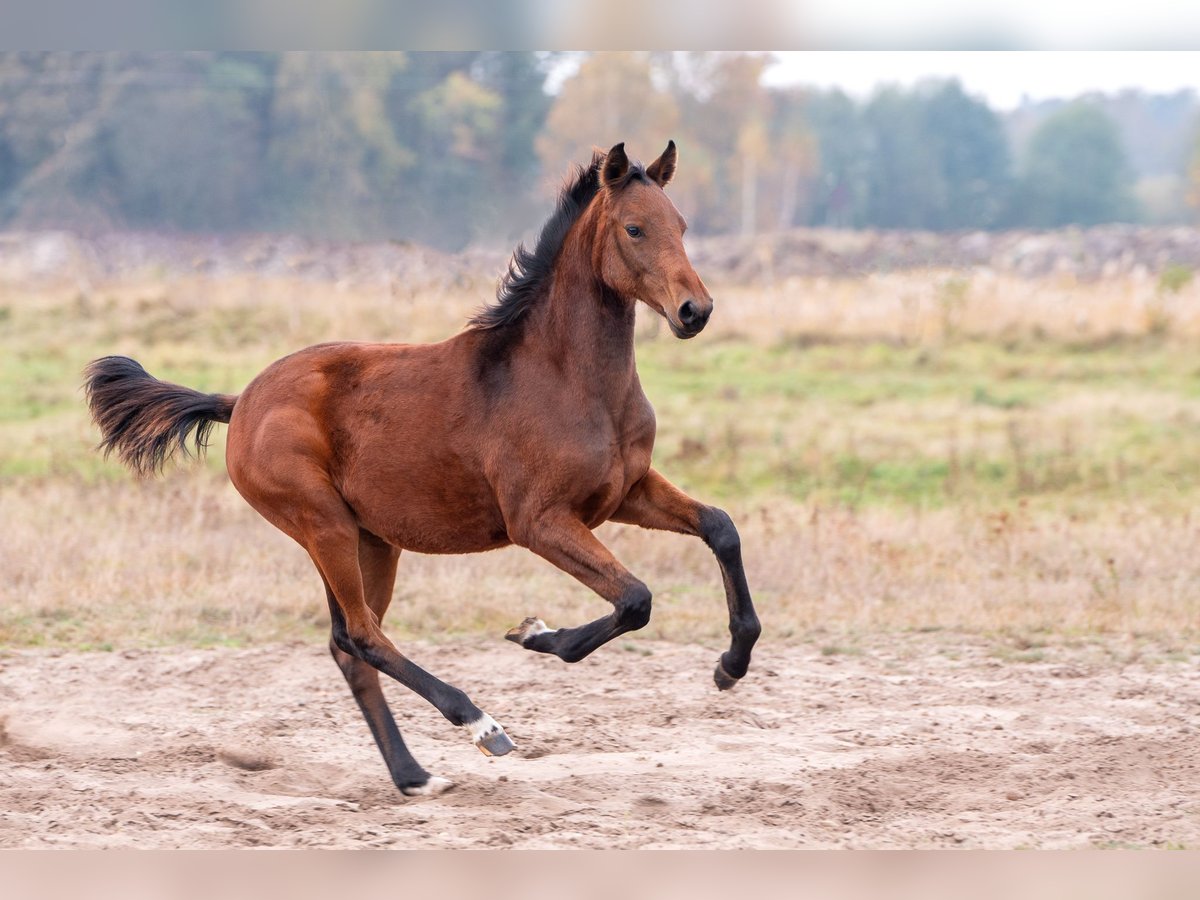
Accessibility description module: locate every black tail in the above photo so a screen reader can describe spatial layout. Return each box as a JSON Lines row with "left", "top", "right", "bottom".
{"left": 83, "top": 356, "right": 238, "bottom": 477}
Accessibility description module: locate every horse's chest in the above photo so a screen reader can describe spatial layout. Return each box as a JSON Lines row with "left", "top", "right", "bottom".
{"left": 571, "top": 406, "right": 655, "bottom": 523}
{"left": 491, "top": 391, "right": 655, "bottom": 526}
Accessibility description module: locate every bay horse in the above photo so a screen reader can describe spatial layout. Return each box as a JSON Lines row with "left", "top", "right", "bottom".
{"left": 84, "top": 141, "right": 761, "bottom": 797}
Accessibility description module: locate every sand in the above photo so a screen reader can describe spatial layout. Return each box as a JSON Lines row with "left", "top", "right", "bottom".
{"left": 1, "top": 634, "right": 1198, "bottom": 848}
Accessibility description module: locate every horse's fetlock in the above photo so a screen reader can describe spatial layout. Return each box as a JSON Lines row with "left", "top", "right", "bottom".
{"left": 442, "top": 688, "right": 477, "bottom": 726}
{"left": 558, "top": 645, "right": 588, "bottom": 664}
{"left": 738, "top": 616, "right": 762, "bottom": 645}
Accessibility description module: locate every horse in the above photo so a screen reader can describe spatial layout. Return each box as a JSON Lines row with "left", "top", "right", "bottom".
{"left": 84, "top": 141, "right": 761, "bottom": 797}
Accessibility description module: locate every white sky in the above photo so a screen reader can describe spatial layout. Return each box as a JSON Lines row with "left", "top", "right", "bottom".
{"left": 762, "top": 52, "right": 1200, "bottom": 110}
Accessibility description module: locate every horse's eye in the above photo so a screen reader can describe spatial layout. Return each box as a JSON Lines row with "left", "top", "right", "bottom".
{"left": 625, "top": 225, "right": 642, "bottom": 238}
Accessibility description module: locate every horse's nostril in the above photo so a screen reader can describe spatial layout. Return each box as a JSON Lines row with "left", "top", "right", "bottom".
{"left": 679, "top": 300, "right": 698, "bottom": 324}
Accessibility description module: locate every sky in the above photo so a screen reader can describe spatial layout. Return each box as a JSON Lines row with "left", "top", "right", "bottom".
{"left": 762, "top": 52, "right": 1200, "bottom": 110}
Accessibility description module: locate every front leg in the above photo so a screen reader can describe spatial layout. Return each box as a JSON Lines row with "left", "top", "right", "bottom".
{"left": 611, "top": 468, "right": 761, "bottom": 690}
{"left": 506, "top": 514, "right": 652, "bottom": 663}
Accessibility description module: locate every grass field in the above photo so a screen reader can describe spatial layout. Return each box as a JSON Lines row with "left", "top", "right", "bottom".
{"left": 3, "top": 265, "right": 1200, "bottom": 651}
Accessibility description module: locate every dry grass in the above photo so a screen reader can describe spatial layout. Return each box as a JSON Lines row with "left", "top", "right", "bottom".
{"left": 3, "top": 259, "right": 1200, "bottom": 649}
{"left": 3, "top": 474, "right": 1198, "bottom": 650}
{"left": 714, "top": 268, "right": 1200, "bottom": 345}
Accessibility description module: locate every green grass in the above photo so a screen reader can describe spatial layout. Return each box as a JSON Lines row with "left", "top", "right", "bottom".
{"left": 4, "top": 284, "right": 1200, "bottom": 515}
{"left": 638, "top": 336, "right": 1200, "bottom": 510}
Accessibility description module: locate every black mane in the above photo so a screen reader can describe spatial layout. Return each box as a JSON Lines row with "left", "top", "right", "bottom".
{"left": 469, "top": 151, "right": 646, "bottom": 331}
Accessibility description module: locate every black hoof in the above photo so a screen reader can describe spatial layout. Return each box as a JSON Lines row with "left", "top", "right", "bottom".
{"left": 713, "top": 660, "right": 741, "bottom": 691}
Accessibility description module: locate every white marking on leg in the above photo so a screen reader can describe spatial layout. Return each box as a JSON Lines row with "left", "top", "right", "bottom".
{"left": 506, "top": 616, "right": 558, "bottom": 647}
{"left": 525, "top": 618, "right": 551, "bottom": 635}
{"left": 463, "top": 712, "right": 503, "bottom": 744}
{"left": 402, "top": 776, "right": 454, "bottom": 797}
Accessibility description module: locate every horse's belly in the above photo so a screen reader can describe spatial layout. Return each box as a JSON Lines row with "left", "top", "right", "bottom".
{"left": 341, "top": 461, "right": 510, "bottom": 554}
{"left": 388, "top": 518, "right": 511, "bottom": 554}
{"left": 357, "top": 500, "right": 510, "bottom": 554}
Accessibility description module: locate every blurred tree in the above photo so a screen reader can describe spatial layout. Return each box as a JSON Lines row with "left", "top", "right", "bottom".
{"left": 0, "top": 52, "right": 121, "bottom": 226}
{"left": 1009, "top": 103, "right": 1136, "bottom": 227}
{"left": 98, "top": 53, "right": 274, "bottom": 229}
{"left": 398, "top": 68, "right": 503, "bottom": 246}
{"left": 736, "top": 116, "right": 768, "bottom": 235}
{"left": 1008, "top": 90, "right": 1198, "bottom": 182}
{"left": 862, "top": 87, "right": 946, "bottom": 229}
{"left": 5, "top": 52, "right": 1194, "bottom": 243}
{"left": 471, "top": 52, "right": 556, "bottom": 240}
{"left": 799, "top": 88, "right": 870, "bottom": 228}
{"left": 1188, "top": 129, "right": 1200, "bottom": 221}
{"left": 0, "top": 51, "right": 552, "bottom": 247}
{"left": 921, "top": 80, "right": 1011, "bottom": 229}
{"left": 472, "top": 52, "right": 556, "bottom": 184}
{"left": 798, "top": 81, "right": 1010, "bottom": 232}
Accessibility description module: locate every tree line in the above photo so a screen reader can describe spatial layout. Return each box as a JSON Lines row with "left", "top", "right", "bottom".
{"left": 1, "top": 51, "right": 1198, "bottom": 250}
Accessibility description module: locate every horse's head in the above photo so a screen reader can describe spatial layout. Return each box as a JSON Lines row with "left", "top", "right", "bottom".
{"left": 595, "top": 141, "right": 713, "bottom": 339}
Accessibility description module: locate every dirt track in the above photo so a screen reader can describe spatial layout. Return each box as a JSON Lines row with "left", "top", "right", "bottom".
{"left": 2, "top": 635, "right": 1198, "bottom": 848}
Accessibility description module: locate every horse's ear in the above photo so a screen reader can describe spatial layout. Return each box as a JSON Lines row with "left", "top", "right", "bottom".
{"left": 601, "top": 142, "right": 629, "bottom": 188}
{"left": 646, "top": 140, "right": 677, "bottom": 188}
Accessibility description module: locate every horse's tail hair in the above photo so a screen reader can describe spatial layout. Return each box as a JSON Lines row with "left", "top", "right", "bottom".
{"left": 83, "top": 356, "right": 237, "bottom": 478}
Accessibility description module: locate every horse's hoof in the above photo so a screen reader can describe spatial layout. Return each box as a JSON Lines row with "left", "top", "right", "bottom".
{"left": 465, "top": 712, "right": 517, "bottom": 757}
{"left": 713, "top": 660, "right": 741, "bottom": 691}
{"left": 478, "top": 728, "right": 517, "bottom": 757}
{"left": 401, "top": 776, "right": 454, "bottom": 797}
{"left": 505, "top": 616, "right": 553, "bottom": 646}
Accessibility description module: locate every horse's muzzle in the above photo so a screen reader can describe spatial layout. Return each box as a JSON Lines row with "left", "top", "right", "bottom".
{"left": 673, "top": 298, "right": 711, "bottom": 338}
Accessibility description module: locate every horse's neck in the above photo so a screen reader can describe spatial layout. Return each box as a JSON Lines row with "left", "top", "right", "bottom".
{"left": 527, "top": 255, "right": 639, "bottom": 401}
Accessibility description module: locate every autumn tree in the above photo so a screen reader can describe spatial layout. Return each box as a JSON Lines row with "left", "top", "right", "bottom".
{"left": 536, "top": 52, "right": 679, "bottom": 191}
{"left": 9, "top": 52, "right": 1197, "bottom": 243}
{"left": 671, "top": 52, "right": 770, "bottom": 234}
{"left": 265, "top": 52, "right": 412, "bottom": 237}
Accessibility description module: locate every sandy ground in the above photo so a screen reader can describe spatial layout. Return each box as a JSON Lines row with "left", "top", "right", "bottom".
{"left": 1, "top": 634, "right": 1198, "bottom": 848}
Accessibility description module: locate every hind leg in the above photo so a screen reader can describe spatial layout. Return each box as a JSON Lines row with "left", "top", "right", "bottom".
{"left": 233, "top": 453, "right": 515, "bottom": 778}
{"left": 328, "top": 530, "right": 451, "bottom": 796}
{"left": 298, "top": 490, "right": 515, "bottom": 759}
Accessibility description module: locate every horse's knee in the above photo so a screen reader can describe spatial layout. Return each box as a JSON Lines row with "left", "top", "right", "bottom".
{"left": 699, "top": 506, "right": 741, "bottom": 561}
{"left": 440, "top": 686, "right": 478, "bottom": 726}
{"left": 617, "top": 582, "right": 652, "bottom": 630}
